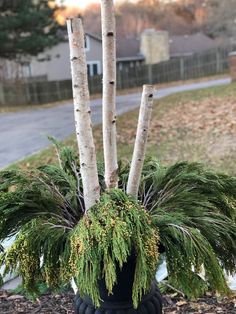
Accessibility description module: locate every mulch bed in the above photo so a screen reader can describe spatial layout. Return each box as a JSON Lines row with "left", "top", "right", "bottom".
{"left": 0, "top": 290, "right": 235, "bottom": 313}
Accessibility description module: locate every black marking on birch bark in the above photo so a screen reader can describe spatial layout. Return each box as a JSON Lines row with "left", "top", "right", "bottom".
{"left": 74, "top": 84, "right": 79, "bottom": 88}
{"left": 148, "top": 94, "right": 153, "bottom": 98}
{"left": 76, "top": 108, "right": 80, "bottom": 112}
{"left": 81, "top": 163, "right": 86, "bottom": 167}
{"left": 112, "top": 119, "right": 116, "bottom": 124}
{"left": 143, "top": 128, "right": 147, "bottom": 132}
{"left": 107, "top": 32, "right": 114, "bottom": 36}
{"left": 71, "top": 57, "right": 78, "bottom": 61}
{"left": 109, "top": 81, "right": 115, "bottom": 85}
{"left": 87, "top": 110, "right": 91, "bottom": 114}
{"left": 95, "top": 186, "right": 100, "bottom": 192}
{"left": 138, "top": 158, "right": 142, "bottom": 161}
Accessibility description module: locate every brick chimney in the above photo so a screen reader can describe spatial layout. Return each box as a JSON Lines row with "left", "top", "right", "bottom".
{"left": 140, "top": 29, "right": 170, "bottom": 64}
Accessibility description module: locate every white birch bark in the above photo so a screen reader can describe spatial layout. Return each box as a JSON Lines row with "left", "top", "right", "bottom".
{"left": 126, "top": 85, "right": 154, "bottom": 198}
{"left": 67, "top": 18, "right": 100, "bottom": 210}
{"left": 101, "top": 0, "right": 118, "bottom": 189}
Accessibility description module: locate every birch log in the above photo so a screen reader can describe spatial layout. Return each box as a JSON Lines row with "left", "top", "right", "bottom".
{"left": 101, "top": 0, "right": 118, "bottom": 189}
{"left": 127, "top": 85, "right": 154, "bottom": 198}
{"left": 67, "top": 18, "right": 100, "bottom": 210}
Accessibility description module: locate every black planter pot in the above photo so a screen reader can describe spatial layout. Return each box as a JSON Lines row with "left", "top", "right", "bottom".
{"left": 74, "top": 251, "right": 163, "bottom": 313}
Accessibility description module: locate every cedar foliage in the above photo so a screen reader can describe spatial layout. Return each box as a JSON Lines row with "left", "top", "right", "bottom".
{"left": 0, "top": 144, "right": 236, "bottom": 305}
{"left": 70, "top": 189, "right": 159, "bottom": 308}
{"left": 139, "top": 159, "right": 236, "bottom": 297}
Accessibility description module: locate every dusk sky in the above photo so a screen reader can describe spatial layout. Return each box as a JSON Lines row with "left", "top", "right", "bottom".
{"left": 57, "top": 0, "right": 136, "bottom": 10}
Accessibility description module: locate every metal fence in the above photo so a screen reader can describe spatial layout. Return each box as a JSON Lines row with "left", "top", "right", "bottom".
{"left": 0, "top": 45, "right": 235, "bottom": 106}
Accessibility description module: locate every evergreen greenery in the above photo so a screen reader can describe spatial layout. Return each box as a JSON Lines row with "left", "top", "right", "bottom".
{"left": 139, "top": 159, "right": 236, "bottom": 297}
{"left": 70, "top": 190, "right": 159, "bottom": 308}
{"left": 0, "top": 143, "right": 236, "bottom": 307}
{"left": 0, "top": 0, "right": 63, "bottom": 59}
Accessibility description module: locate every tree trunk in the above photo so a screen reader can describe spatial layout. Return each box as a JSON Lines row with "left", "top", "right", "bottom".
{"left": 67, "top": 18, "right": 100, "bottom": 210}
{"left": 127, "top": 85, "right": 154, "bottom": 198}
{"left": 101, "top": 0, "right": 118, "bottom": 189}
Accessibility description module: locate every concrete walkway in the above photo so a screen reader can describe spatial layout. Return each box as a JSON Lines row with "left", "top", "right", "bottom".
{"left": 0, "top": 77, "right": 231, "bottom": 169}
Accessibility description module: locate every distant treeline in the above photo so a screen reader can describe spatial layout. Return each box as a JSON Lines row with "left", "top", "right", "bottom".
{"left": 57, "top": 0, "right": 236, "bottom": 40}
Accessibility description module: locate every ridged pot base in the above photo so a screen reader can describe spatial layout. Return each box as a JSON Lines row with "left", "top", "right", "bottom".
{"left": 75, "top": 281, "right": 162, "bottom": 314}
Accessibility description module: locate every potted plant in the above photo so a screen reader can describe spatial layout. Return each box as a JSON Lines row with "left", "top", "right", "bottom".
{"left": 0, "top": 1, "right": 236, "bottom": 313}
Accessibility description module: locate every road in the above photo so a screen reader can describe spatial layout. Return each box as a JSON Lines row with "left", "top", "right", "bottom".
{"left": 0, "top": 77, "right": 231, "bottom": 169}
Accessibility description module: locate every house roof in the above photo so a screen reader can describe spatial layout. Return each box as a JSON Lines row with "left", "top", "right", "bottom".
{"left": 169, "top": 33, "right": 219, "bottom": 57}
{"left": 116, "top": 37, "right": 143, "bottom": 59}
{"left": 86, "top": 34, "right": 144, "bottom": 61}
{"left": 86, "top": 33, "right": 102, "bottom": 42}
{"left": 115, "top": 32, "right": 219, "bottom": 61}
{"left": 86, "top": 31, "right": 219, "bottom": 61}
{"left": 57, "top": 31, "right": 102, "bottom": 43}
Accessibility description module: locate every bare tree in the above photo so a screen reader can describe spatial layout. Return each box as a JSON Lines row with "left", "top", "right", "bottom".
{"left": 101, "top": 0, "right": 118, "bottom": 189}
{"left": 204, "top": 0, "right": 236, "bottom": 39}
{"left": 127, "top": 85, "right": 154, "bottom": 198}
{"left": 67, "top": 18, "right": 100, "bottom": 210}
{"left": 66, "top": 2, "right": 155, "bottom": 207}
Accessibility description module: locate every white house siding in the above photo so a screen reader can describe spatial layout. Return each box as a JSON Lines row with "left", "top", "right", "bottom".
{"left": 30, "top": 35, "right": 103, "bottom": 81}
{"left": 86, "top": 36, "right": 103, "bottom": 75}
{"left": 30, "top": 42, "right": 71, "bottom": 81}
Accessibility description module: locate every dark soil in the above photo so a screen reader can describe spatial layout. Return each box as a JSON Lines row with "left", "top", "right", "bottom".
{"left": 0, "top": 290, "right": 235, "bottom": 314}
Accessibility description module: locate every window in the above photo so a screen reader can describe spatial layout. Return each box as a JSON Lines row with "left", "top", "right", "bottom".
{"left": 21, "top": 62, "right": 31, "bottom": 77}
{"left": 93, "top": 63, "right": 98, "bottom": 75}
{"left": 87, "top": 61, "right": 101, "bottom": 76}
{"left": 85, "top": 35, "right": 90, "bottom": 51}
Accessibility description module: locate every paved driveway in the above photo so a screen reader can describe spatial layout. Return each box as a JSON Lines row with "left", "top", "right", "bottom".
{"left": 0, "top": 78, "right": 231, "bottom": 169}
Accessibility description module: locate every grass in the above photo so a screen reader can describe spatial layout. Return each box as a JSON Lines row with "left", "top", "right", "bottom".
{"left": 13, "top": 81, "right": 236, "bottom": 176}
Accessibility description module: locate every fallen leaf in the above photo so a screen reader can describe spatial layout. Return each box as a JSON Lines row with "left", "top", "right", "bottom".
{"left": 176, "top": 300, "right": 187, "bottom": 306}
{"left": 7, "top": 294, "right": 25, "bottom": 300}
